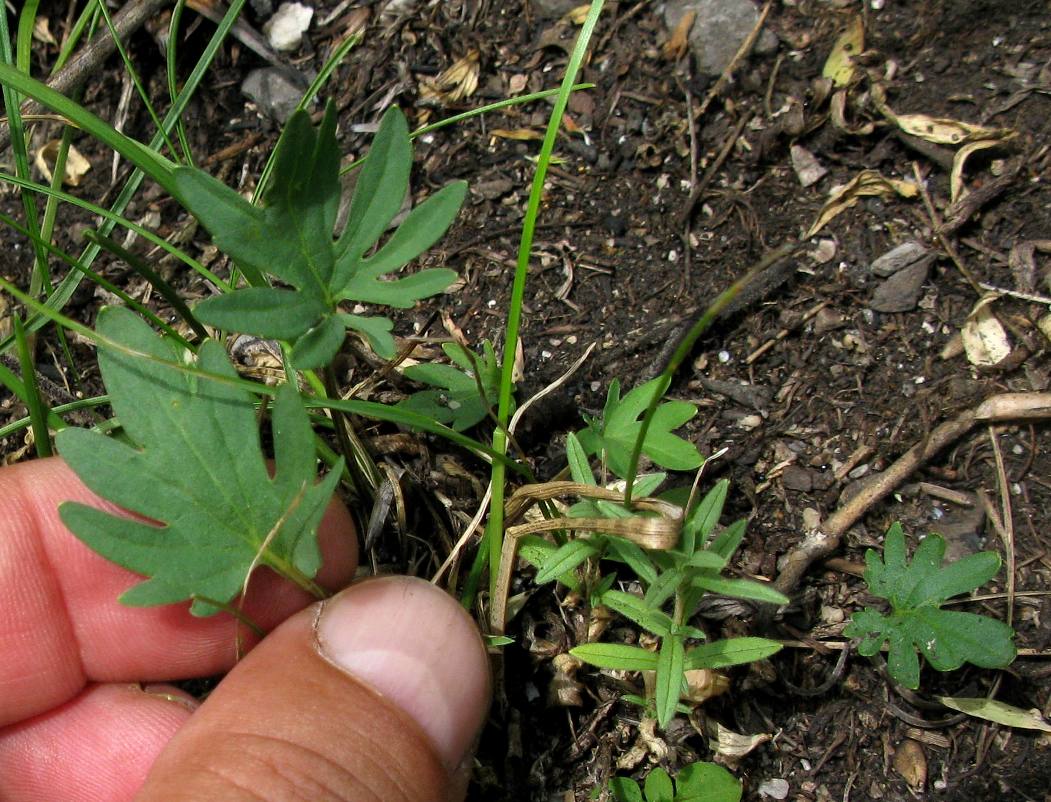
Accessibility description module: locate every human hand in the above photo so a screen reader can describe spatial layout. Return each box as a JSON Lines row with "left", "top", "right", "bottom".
{"left": 0, "top": 457, "right": 490, "bottom": 801}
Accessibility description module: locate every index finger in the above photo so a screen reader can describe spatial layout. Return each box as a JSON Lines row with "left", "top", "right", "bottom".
{"left": 0, "top": 457, "right": 357, "bottom": 726}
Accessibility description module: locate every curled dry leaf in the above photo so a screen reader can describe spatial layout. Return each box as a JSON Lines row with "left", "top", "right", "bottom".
{"left": 419, "top": 49, "right": 480, "bottom": 105}
{"left": 704, "top": 719, "right": 771, "bottom": 759}
{"left": 662, "top": 9, "right": 695, "bottom": 61}
{"left": 790, "top": 144, "right": 828, "bottom": 187}
{"left": 33, "top": 16, "right": 57, "bottom": 45}
{"left": 950, "top": 136, "right": 1017, "bottom": 204}
{"left": 564, "top": 4, "right": 592, "bottom": 25}
{"left": 873, "top": 85, "right": 1014, "bottom": 146}
{"left": 893, "top": 738, "right": 927, "bottom": 791}
{"left": 962, "top": 295, "right": 1011, "bottom": 367}
{"left": 806, "top": 170, "right": 918, "bottom": 237}
{"left": 822, "top": 16, "right": 864, "bottom": 87}
{"left": 35, "top": 140, "right": 91, "bottom": 186}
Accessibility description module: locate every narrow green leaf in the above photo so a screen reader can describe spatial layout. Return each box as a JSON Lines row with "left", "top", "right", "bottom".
{"left": 336, "top": 106, "right": 412, "bottom": 265}
{"left": 517, "top": 534, "right": 580, "bottom": 591}
{"left": 605, "top": 537, "right": 659, "bottom": 587}
{"left": 690, "top": 574, "right": 789, "bottom": 606}
{"left": 708, "top": 518, "right": 747, "bottom": 562}
{"left": 195, "top": 288, "right": 325, "bottom": 340}
{"left": 566, "top": 431, "right": 594, "bottom": 485}
{"left": 570, "top": 642, "right": 659, "bottom": 672}
{"left": 682, "top": 479, "right": 729, "bottom": 555}
{"left": 534, "top": 538, "right": 600, "bottom": 585}
{"left": 684, "top": 637, "right": 783, "bottom": 670}
{"left": 655, "top": 636, "right": 686, "bottom": 728}
{"left": 599, "top": 589, "right": 673, "bottom": 637}
{"left": 340, "top": 267, "right": 457, "bottom": 308}
{"left": 685, "top": 551, "right": 728, "bottom": 570}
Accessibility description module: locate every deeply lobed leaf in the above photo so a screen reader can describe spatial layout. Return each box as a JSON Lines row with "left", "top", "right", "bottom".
{"left": 56, "top": 308, "right": 343, "bottom": 615}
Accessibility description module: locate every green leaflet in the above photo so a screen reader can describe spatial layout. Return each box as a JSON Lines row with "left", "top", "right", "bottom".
{"left": 843, "top": 523, "right": 1016, "bottom": 689}
{"left": 398, "top": 340, "right": 508, "bottom": 431}
{"left": 577, "top": 378, "right": 703, "bottom": 479}
{"left": 175, "top": 103, "right": 466, "bottom": 369}
{"left": 55, "top": 308, "right": 343, "bottom": 616}
{"left": 608, "top": 762, "right": 741, "bottom": 802}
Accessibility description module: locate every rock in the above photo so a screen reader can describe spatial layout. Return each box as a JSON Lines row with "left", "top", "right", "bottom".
{"left": 663, "top": 0, "right": 778, "bottom": 76}
{"left": 242, "top": 67, "right": 310, "bottom": 123}
{"left": 264, "top": 2, "right": 313, "bottom": 52}
{"left": 782, "top": 465, "right": 813, "bottom": 492}
{"left": 871, "top": 241, "right": 929, "bottom": 277}
{"left": 532, "top": 0, "right": 580, "bottom": 18}
{"left": 869, "top": 258, "right": 931, "bottom": 313}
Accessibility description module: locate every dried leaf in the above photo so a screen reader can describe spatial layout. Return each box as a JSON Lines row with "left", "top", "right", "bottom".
{"left": 565, "top": 4, "right": 592, "bottom": 24}
{"left": 806, "top": 170, "right": 918, "bottom": 237}
{"left": 508, "top": 73, "right": 528, "bottom": 94}
{"left": 662, "top": 10, "right": 695, "bottom": 60}
{"left": 704, "top": 719, "right": 771, "bottom": 759}
{"left": 790, "top": 144, "right": 827, "bottom": 187}
{"left": 950, "top": 137, "right": 1016, "bottom": 204}
{"left": 33, "top": 17, "right": 57, "bottom": 46}
{"left": 35, "top": 140, "right": 91, "bottom": 186}
{"left": 937, "top": 696, "right": 1051, "bottom": 732}
{"left": 489, "top": 128, "right": 545, "bottom": 141}
{"left": 419, "top": 50, "right": 480, "bottom": 105}
{"left": 874, "top": 86, "right": 1013, "bottom": 146}
{"left": 893, "top": 739, "right": 927, "bottom": 790}
{"left": 962, "top": 295, "right": 1011, "bottom": 367}
{"left": 822, "top": 17, "right": 864, "bottom": 87}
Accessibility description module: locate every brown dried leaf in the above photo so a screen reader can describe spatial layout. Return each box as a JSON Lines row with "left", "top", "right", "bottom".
{"left": 893, "top": 739, "right": 927, "bottom": 791}
{"left": 34, "top": 141, "right": 91, "bottom": 187}
{"left": 662, "top": 10, "right": 695, "bottom": 61}
{"left": 418, "top": 50, "right": 480, "bottom": 105}
{"left": 950, "top": 136, "right": 1016, "bottom": 204}
{"left": 489, "top": 128, "right": 545, "bottom": 141}
{"left": 806, "top": 170, "right": 918, "bottom": 237}
{"left": 962, "top": 295, "right": 1011, "bottom": 367}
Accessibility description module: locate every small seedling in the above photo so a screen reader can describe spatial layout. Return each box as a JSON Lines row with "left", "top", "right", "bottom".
{"left": 515, "top": 432, "right": 786, "bottom": 728}
{"left": 174, "top": 103, "right": 466, "bottom": 368}
{"left": 398, "top": 339, "right": 509, "bottom": 430}
{"left": 606, "top": 761, "right": 742, "bottom": 802}
{"left": 843, "top": 522, "right": 1016, "bottom": 689}
{"left": 55, "top": 308, "right": 342, "bottom": 614}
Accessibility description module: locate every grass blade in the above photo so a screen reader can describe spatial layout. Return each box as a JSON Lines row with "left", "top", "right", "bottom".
{"left": 12, "top": 317, "right": 53, "bottom": 457}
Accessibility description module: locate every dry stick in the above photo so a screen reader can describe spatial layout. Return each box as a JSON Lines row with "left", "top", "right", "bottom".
{"left": 982, "top": 425, "right": 1016, "bottom": 627}
{"left": 0, "top": 0, "right": 169, "bottom": 153}
{"left": 772, "top": 392, "right": 1051, "bottom": 598}
{"left": 912, "top": 162, "right": 983, "bottom": 296}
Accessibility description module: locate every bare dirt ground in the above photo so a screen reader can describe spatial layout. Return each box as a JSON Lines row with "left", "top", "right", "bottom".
{"left": 2, "top": 1, "right": 1050, "bottom": 800}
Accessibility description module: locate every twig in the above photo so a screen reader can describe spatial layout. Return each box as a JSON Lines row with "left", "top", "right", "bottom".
{"left": 912, "top": 162, "right": 983, "bottom": 295}
{"left": 773, "top": 392, "right": 1051, "bottom": 598}
{"left": 982, "top": 425, "right": 1016, "bottom": 627}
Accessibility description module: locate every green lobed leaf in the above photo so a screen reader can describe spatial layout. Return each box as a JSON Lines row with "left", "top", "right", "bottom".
{"left": 578, "top": 378, "right": 703, "bottom": 480}
{"left": 194, "top": 287, "right": 325, "bottom": 340}
{"left": 570, "top": 642, "right": 659, "bottom": 672}
{"left": 398, "top": 339, "right": 505, "bottom": 431}
{"left": 291, "top": 314, "right": 345, "bottom": 370}
{"left": 339, "top": 313, "right": 396, "bottom": 359}
{"left": 845, "top": 523, "right": 1016, "bottom": 689}
{"left": 56, "top": 307, "right": 341, "bottom": 615}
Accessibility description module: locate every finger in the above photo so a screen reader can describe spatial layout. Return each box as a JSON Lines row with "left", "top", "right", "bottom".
{"left": 138, "top": 576, "right": 491, "bottom": 802}
{"left": 0, "top": 683, "right": 195, "bottom": 802}
{"left": 0, "top": 457, "right": 357, "bottom": 726}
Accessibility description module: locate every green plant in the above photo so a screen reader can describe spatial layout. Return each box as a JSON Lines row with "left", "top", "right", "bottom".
{"left": 176, "top": 103, "right": 466, "bottom": 369}
{"left": 525, "top": 440, "right": 786, "bottom": 728}
{"left": 56, "top": 308, "right": 342, "bottom": 613}
{"left": 843, "top": 522, "right": 1016, "bottom": 689}
{"left": 607, "top": 762, "right": 741, "bottom": 802}
{"left": 398, "top": 339, "right": 509, "bottom": 431}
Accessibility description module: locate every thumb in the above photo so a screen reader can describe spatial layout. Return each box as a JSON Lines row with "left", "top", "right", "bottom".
{"left": 136, "top": 577, "right": 491, "bottom": 802}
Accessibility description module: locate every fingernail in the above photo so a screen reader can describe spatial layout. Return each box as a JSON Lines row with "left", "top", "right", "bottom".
{"left": 139, "top": 683, "right": 201, "bottom": 713}
{"left": 314, "top": 576, "right": 490, "bottom": 770}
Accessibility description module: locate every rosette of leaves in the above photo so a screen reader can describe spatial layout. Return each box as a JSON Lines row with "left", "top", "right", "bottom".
{"left": 843, "top": 522, "right": 1016, "bottom": 689}
{"left": 173, "top": 103, "right": 466, "bottom": 369}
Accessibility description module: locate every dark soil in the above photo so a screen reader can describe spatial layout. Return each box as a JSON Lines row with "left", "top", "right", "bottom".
{"left": 3, "top": 1, "right": 1050, "bottom": 800}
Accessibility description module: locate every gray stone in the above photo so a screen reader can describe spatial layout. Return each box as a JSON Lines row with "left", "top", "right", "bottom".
{"left": 663, "top": 0, "right": 778, "bottom": 76}
{"left": 871, "top": 241, "right": 929, "bottom": 277}
{"left": 869, "top": 258, "right": 932, "bottom": 313}
{"left": 532, "top": 0, "right": 580, "bottom": 18}
{"left": 242, "top": 67, "right": 310, "bottom": 123}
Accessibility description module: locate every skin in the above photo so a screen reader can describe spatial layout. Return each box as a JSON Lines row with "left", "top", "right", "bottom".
{"left": 0, "top": 457, "right": 490, "bottom": 802}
